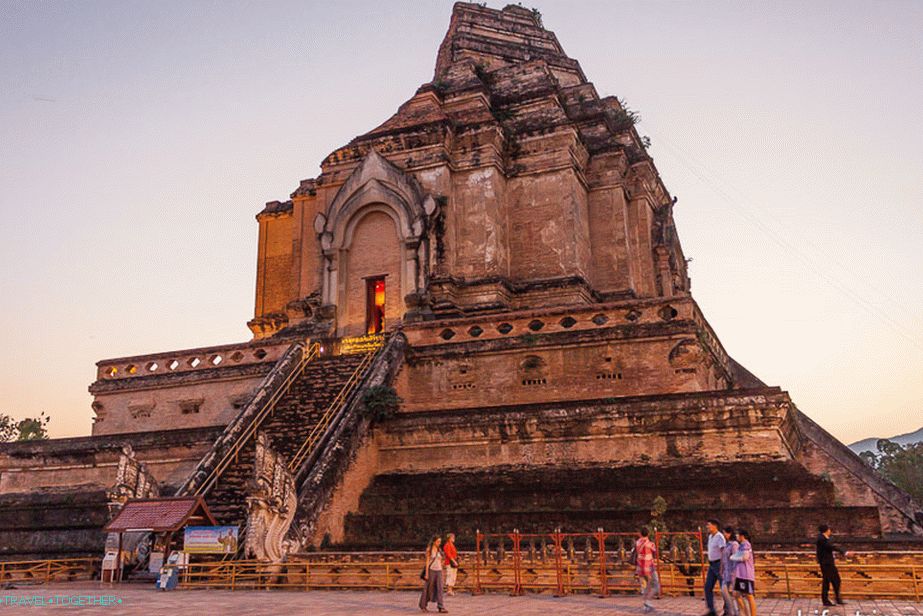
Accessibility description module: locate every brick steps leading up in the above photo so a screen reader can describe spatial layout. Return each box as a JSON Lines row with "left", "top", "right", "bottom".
{"left": 204, "top": 353, "right": 368, "bottom": 527}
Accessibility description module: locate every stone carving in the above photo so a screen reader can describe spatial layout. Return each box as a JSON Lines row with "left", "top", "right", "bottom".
{"left": 107, "top": 444, "right": 160, "bottom": 507}
{"left": 104, "top": 444, "right": 161, "bottom": 565}
{"left": 244, "top": 432, "right": 297, "bottom": 562}
{"left": 668, "top": 338, "right": 704, "bottom": 371}
{"left": 127, "top": 400, "right": 155, "bottom": 420}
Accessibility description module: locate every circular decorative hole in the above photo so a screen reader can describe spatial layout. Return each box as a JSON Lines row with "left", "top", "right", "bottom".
{"left": 209, "top": 354, "right": 223, "bottom": 366}
{"left": 559, "top": 316, "right": 577, "bottom": 328}
{"left": 658, "top": 305, "right": 679, "bottom": 321}
{"left": 145, "top": 361, "right": 159, "bottom": 372}
{"left": 168, "top": 359, "right": 180, "bottom": 371}
{"left": 125, "top": 364, "right": 138, "bottom": 375}
{"left": 187, "top": 357, "right": 201, "bottom": 368}
{"left": 527, "top": 319, "right": 545, "bottom": 331}
{"left": 253, "top": 349, "right": 268, "bottom": 360}
{"left": 625, "top": 309, "right": 641, "bottom": 322}
{"left": 439, "top": 328, "right": 456, "bottom": 341}
{"left": 467, "top": 325, "right": 483, "bottom": 337}
{"left": 105, "top": 366, "right": 118, "bottom": 377}
{"left": 591, "top": 314, "right": 609, "bottom": 326}
{"left": 230, "top": 351, "right": 245, "bottom": 362}
{"left": 497, "top": 323, "right": 513, "bottom": 335}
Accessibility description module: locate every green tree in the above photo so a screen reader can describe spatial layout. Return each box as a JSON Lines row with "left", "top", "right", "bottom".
{"left": 17, "top": 412, "right": 50, "bottom": 441}
{"left": 0, "top": 411, "right": 51, "bottom": 442}
{"left": 862, "top": 439, "right": 923, "bottom": 502}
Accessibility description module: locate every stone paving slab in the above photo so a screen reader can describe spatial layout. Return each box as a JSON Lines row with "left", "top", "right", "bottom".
{"left": 0, "top": 583, "right": 920, "bottom": 615}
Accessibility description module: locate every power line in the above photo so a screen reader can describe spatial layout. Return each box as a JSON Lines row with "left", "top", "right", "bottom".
{"left": 643, "top": 124, "right": 923, "bottom": 353}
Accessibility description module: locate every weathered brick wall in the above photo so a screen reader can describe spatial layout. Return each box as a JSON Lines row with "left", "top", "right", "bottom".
{"left": 395, "top": 298, "right": 732, "bottom": 413}
{"left": 376, "top": 390, "right": 793, "bottom": 475}
{"left": 309, "top": 386, "right": 920, "bottom": 548}
{"left": 789, "top": 411, "right": 923, "bottom": 535}
{"left": 449, "top": 166, "right": 509, "bottom": 279}
{"left": 91, "top": 376, "right": 265, "bottom": 435}
{"left": 89, "top": 340, "right": 287, "bottom": 435}
{"left": 341, "top": 210, "right": 404, "bottom": 338}
{"left": 0, "top": 490, "right": 110, "bottom": 560}
{"left": 508, "top": 167, "right": 591, "bottom": 284}
{"left": 587, "top": 183, "right": 633, "bottom": 295}
{"left": 254, "top": 208, "right": 294, "bottom": 318}
{"left": 0, "top": 426, "right": 222, "bottom": 495}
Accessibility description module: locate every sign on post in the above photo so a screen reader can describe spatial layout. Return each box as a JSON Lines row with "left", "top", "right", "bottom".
{"left": 183, "top": 526, "right": 239, "bottom": 554}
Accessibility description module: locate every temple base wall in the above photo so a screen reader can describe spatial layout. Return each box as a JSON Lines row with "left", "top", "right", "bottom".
{"left": 309, "top": 388, "right": 922, "bottom": 548}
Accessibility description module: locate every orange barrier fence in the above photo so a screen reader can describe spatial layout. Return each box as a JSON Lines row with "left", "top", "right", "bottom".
{"left": 472, "top": 529, "right": 705, "bottom": 596}
{"left": 169, "top": 554, "right": 922, "bottom": 600}
{"left": 0, "top": 558, "right": 99, "bottom": 585}
{"left": 4, "top": 547, "right": 920, "bottom": 600}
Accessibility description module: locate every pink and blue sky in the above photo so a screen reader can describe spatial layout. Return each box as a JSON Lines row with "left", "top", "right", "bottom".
{"left": 1, "top": 0, "right": 921, "bottom": 443}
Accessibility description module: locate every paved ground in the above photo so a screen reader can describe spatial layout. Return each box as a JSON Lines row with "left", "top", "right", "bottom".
{"left": 0, "top": 583, "right": 920, "bottom": 615}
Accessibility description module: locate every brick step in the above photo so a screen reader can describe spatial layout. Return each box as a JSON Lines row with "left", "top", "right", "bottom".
{"left": 200, "top": 352, "right": 372, "bottom": 527}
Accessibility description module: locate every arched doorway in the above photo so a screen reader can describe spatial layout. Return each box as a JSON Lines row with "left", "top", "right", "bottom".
{"left": 340, "top": 209, "right": 404, "bottom": 338}
{"left": 315, "top": 149, "right": 432, "bottom": 338}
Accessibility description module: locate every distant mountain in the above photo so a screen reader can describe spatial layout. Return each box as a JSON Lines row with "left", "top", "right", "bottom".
{"left": 849, "top": 427, "right": 923, "bottom": 455}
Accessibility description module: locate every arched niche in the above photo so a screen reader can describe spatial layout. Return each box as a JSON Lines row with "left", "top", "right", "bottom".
{"left": 314, "top": 149, "right": 433, "bottom": 337}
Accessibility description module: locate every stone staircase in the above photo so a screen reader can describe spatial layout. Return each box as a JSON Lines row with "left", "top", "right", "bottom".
{"left": 202, "top": 352, "right": 369, "bottom": 526}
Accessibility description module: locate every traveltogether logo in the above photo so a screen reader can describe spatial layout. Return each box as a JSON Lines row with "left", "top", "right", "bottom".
{"left": 1, "top": 595, "right": 122, "bottom": 607}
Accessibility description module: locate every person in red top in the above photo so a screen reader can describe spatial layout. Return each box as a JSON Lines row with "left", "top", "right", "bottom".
{"left": 635, "top": 527, "right": 659, "bottom": 613}
{"left": 443, "top": 533, "right": 459, "bottom": 596}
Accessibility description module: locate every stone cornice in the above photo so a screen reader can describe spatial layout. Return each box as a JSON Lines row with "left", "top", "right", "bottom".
{"left": 89, "top": 363, "right": 272, "bottom": 395}
{"left": 0, "top": 425, "right": 224, "bottom": 458}
{"left": 384, "top": 387, "right": 789, "bottom": 432}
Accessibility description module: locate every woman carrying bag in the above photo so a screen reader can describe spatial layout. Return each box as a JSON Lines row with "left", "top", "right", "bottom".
{"left": 419, "top": 536, "right": 448, "bottom": 613}
{"left": 729, "top": 529, "right": 757, "bottom": 616}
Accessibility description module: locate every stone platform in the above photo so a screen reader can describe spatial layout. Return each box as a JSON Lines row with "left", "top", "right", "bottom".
{"left": 0, "top": 583, "right": 919, "bottom": 615}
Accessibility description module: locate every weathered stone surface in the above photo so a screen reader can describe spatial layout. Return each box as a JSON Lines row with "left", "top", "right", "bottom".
{"left": 89, "top": 339, "right": 289, "bottom": 435}
{"left": 0, "top": 426, "right": 222, "bottom": 495}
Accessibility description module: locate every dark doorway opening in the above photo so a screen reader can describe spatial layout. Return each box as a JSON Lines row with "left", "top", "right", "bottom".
{"left": 366, "top": 276, "right": 386, "bottom": 334}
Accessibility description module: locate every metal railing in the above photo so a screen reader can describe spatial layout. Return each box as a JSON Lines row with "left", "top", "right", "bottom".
{"left": 166, "top": 552, "right": 922, "bottom": 600}
{"left": 287, "top": 346, "right": 379, "bottom": 474}
{"left": 0, "top": 558, "right": 99, "bottom": 585}
{"left": 6, "top": 550, "right": 919, "bottom": 600}
{"left": 473, "top": 529, "right": 705, "bottom": 596}
{"left": 190, "top": 341, "right": 320, "bottom": 496}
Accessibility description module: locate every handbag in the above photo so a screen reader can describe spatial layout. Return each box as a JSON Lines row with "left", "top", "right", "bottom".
{"left": 420, "top": 552, "right": 436, "bottom": 581}
{"left": 628, "top": 547, "right": 638, "bottom": 566}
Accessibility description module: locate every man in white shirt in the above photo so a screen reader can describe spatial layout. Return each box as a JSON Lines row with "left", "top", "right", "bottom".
{"left": 703, "top": 519, "right": 726, "bottom": 616}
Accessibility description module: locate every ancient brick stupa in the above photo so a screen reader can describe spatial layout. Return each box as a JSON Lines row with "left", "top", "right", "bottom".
{"left": 1, "top": 2, "right": 919, "bottom": 560}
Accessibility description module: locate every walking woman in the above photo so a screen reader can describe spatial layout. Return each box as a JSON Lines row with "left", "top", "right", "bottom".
{"left": 635, "top": 527, "right": 659, "bottom": 613}
{"left": 729, "top": 529, "right": 757, "bottom": 616}
{"left": 719, "top": 526, "right": 739, "bottom": 616}
{"left": 419, "top": 535, "right": 448, "bottom": 613}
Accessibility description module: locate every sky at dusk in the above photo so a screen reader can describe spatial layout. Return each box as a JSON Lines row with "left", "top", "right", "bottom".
{"left": 1, "top": 0, "right": 921, "bottom": 444}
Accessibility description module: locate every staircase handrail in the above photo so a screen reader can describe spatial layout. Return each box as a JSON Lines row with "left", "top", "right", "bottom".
{"left": 288, "top": 341, "right": 382, "bottom": 476}
{"left": 287, "top": 332, "right": 406, "bottom": 544}
{"left": 176, "top": 339, "right": 320, "bottom": 497}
